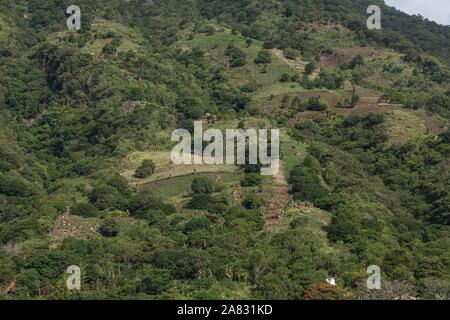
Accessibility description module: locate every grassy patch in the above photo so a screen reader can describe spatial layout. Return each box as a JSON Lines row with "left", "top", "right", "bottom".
{"left": 384, "top": 109, "right": 427, "bottom": 144}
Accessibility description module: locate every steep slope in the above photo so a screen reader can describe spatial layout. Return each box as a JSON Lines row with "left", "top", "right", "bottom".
{"left": 0, "top": 0, "right": 448, "bottom": 300}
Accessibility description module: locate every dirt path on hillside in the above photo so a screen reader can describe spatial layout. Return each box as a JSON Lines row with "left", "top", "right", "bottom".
{"left": 265, "top": 161, "right": 292, "bottom": 228}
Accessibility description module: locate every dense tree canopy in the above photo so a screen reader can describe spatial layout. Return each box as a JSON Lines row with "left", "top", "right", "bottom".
{"left": 0, "top": 0, "right": 448, "bottom": 300}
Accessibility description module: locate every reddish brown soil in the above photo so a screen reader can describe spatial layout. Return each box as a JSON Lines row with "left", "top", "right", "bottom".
{"left": 320, "top": 47, "right": 379, "bottom": 68}
{"left": 49, "top": 214, "right": 100, "bottom": 243}
{"left": 264, "top": 162, "right": 292, "bottom": 228}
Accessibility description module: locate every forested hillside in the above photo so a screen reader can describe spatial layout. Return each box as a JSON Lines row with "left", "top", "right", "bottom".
{"left": 0, "top": 0, "right": 449, "bottom": 299}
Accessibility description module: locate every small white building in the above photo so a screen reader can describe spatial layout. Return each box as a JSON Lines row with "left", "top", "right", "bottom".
{"left": 326, "top": 277, "right": 337, "bottom": 286}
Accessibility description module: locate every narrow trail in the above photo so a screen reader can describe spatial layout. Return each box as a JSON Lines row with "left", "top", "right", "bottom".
{"left": 264, "top": 161, "right": 292, "bottom": 228}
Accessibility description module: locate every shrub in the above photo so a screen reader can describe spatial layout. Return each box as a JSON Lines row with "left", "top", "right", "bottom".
{"left": 242, "top": 194, "right": 264, "bottom": 209}
{"left": 128, "top": 190, "right": 176, "bottom": 217}
{"left": 305, "top": 62, "right": 316, "bottom": 75}
{"left": 241, "top": 80, "right": 258, "bottom": 93}
{"left": 142, "top": 209, "right": 166, "bottom": 226}
{"left": 304, "top": 283, "right": 347, "bottom": 300}
{"left": 328, "top": 211, "right": 361, "bottom": 242}
{"left": 111, "top": 37, "right": 122, "bottom": 47}
{"left": 107, "top": 175, "right": 131, "bottom": 194}
{"left": 89, "top": 184, "right": 120, "bottom": 210}
{"left": 316, "top": 70, "right": 344, "bottom": 89}
{"left": 289, "top": 157, "right": 329, "bottom": 206}
{"left": 151, "top": 249, "right": 202, "bottom": 279}
{"left": 183, "top": 216, "right": 211, "bottom": 234}
{"left": 351, "top": 93, "right": 360, "bottom": 107}
{"left": 347, "top": 55, "right": 364, "bottom": 69}
{"left": 289, "top": 216, "right": 308, "bottom": 228}
{"left": 0, "top": 173, "right": 35, "bottom": 197}
{"left": 204, "top": 25, "right": 216, "bottom": 36}
{"left": 225, "top": 44, "right": 246, "bottom": 67}
{"left": 305, "top": 97, "right": 328, "bottom": 111}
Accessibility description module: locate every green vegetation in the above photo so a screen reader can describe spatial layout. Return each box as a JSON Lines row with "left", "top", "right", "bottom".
{"left": 71, "top": 203, "right": 99, "bottom": 218}
{"left": 225, "top": 44, "right": 247, "bottom": 67}
{"left": 283, "top": 48, "right": 300, "bottom": 60}
{"left": 305, "top": 62, "right": 316, "bottom": 75}
{"left": 241, "top": 173, "right": 263, "bottom": 187}
{"left": 134, "top": 159, "right": 156, "bottom": 179}
{"left": 99, "top": 218, "right": 120, "bottom": 237}
{"left": 254, "top": 50, "right": 272, "bottom": 65}
{"left": 0, "top": 0, "right": 448, "bottom": 300}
